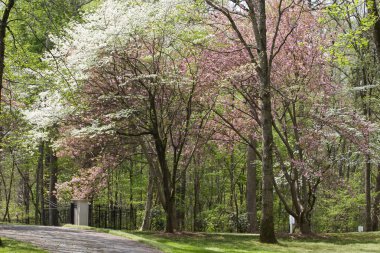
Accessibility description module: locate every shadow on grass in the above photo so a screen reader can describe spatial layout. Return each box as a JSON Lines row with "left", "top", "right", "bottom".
{"left": 131, "top": 231, "right": 280, "bottom": 252}
{"left": 278, "top": 231, "right": 380, "bottom": 245}
{"left": 133, "top": 230, "right": 380, "bottom": 251}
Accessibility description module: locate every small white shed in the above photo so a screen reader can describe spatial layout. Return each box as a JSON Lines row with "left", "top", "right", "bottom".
{"left": 72, "top": 199, "right": 89, "bottom": 226}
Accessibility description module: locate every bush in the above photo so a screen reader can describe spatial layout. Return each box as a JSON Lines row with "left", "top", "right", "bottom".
{"left": 200, "top": 206, "right": 230, "bottom": 232}
{"left": 228, "top": 212, "right": 250, "bottom": 233}
{"left": 150, "top": 206, "right": 165, "bottom": 231}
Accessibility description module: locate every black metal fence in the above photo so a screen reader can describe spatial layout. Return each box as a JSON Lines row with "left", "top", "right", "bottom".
{"left": 40, "top": 206, "right": 72, "bottom": 225}
{"left": 5, "top": 204, "right": 139, "bottom": 231}
{"left": 6, "top": 206, "right": 71, "bottom": 226}
{"left": 89, "top": 205, "right": 138, "bottom": 230}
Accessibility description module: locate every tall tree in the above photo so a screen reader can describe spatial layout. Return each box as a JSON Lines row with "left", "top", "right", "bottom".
{"left": 205, "top": 0, "right": 288, "bottom": 242}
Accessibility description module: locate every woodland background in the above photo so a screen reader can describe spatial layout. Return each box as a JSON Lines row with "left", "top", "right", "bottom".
{"left": 0, "top": 0, "right": 379, "bottom": 244}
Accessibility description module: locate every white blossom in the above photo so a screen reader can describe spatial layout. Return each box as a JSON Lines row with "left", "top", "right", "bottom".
{"left": 22, "top": 91, "right": 73, "bottom": 131}
{"left": 45, "top": 0, "right": 207, "bottom": 85}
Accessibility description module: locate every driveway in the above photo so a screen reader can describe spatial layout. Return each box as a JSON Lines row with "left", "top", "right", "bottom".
{"left": 0, "top": 224, "right": 161, "bottom": 253}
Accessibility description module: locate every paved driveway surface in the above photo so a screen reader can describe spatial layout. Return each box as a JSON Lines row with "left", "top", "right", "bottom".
{"left": 0, "top": 224, "right": 161, "bottom": 253}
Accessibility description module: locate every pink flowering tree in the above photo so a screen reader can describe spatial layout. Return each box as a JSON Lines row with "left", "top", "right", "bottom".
{"left": 202, "top": 1, "right": 378, "bottom": 234}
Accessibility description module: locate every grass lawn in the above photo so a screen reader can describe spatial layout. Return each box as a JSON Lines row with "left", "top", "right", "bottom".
{"left": 127, "top": 231, "right": 380, "bottom": 253}
{"left": 0, "top": 237, "right": 46, "bottom": 253}
{"left": 63, "top": 225, "right": 380, "bottom": 253}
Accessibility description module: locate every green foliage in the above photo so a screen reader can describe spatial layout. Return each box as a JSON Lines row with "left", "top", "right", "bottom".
{"left": 322, "top": 1, "right": 375, "bottom": 67}
{"left": 314, "top": 173, "right": 365, "bottom": 233}
{"left": 150, "top": 207, "right": 166, "bottom": 231}
{"left": 199, "top": 206, "right": 230, "bottom": 232}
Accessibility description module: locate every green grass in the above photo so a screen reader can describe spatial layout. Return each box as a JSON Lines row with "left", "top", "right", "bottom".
{"left": 63, "top": 225, "right": 380, "bottom": 253}
{"left": 0, "top": 237, "right": 46, "bottom": 253}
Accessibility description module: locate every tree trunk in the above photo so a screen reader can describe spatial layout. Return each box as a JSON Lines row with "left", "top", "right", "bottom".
{"left": 365, "top": 155, "right": 372, "bottom": 231}
{"left": 229, "top": 148, "right": 239, "bottom": 232}
{"left": 140, "top": 171, "right": 154, "bottom": 231}
{"left": 35, "top": 142, "right": 44, "bottom": 224}
{"left": 23, "top": 170, "right": 30, "bottom": 224}
{"left": 299, "top": 212, "right": 312, "bottom": 234}
{"left": 257, "top": 0, "right": 277, "bottom": 243}
{"left": 2, "top": 154, "right": 15, "bottom": 222}
{"left": 154, "top": 134, "right": 177, "bottom": 232}
{"left": 129, "top": 164, "right": 135, "bottom": 229}
{"left": 165, "top": 196, "right": 176, "bottom": 233}
{"left": 372, "top": 164, "right": 380, "bottom": 231}
{"left": 247, "top": 140, "right": 259, "bottom": 233}
{"left": 366, "top": 0, "right": 380, "bottom": 60}
{"left": 176, "top": 170, "right": 186, "bottom": 231}
{"left": 259, "top": 50, "right": 276, "bottom": 243}
{"left": 48, "top": 148, "right": 58, "bottom": 226}
{"left": 204, "top": 0, "right": 276, "bottom": 242}
{"left": 260, "top": 72, "right": 276, "bottom": 242}
{"left": 193, "top": 162, "right": 201, "bottom": 231}
{"left": 0, "top": 0, "right": 15, "bottom": 108}
{"left": 0, "top": 3, "right": 15, "bottom": 236}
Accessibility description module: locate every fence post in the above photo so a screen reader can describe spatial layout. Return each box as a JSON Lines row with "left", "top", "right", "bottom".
{"left": 105, "top": 209, "right": 108, "bottom": 228}
{"left": 88, "top": 203, "right": 92, "bottom": 226}
{"left": 70, "top": 203, "right": 75, "bottom": 224}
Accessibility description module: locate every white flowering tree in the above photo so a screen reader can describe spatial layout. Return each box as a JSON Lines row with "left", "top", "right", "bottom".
{"left": 21, "top": 89, "right": 73, "bottom": 225}
{"left": 48, "top": 0, "right": 211, "bottom": 232}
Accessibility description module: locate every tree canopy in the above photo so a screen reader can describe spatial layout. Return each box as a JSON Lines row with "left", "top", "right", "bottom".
{"left": 0, "top": 0, "right": 380, "bottom": 245}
